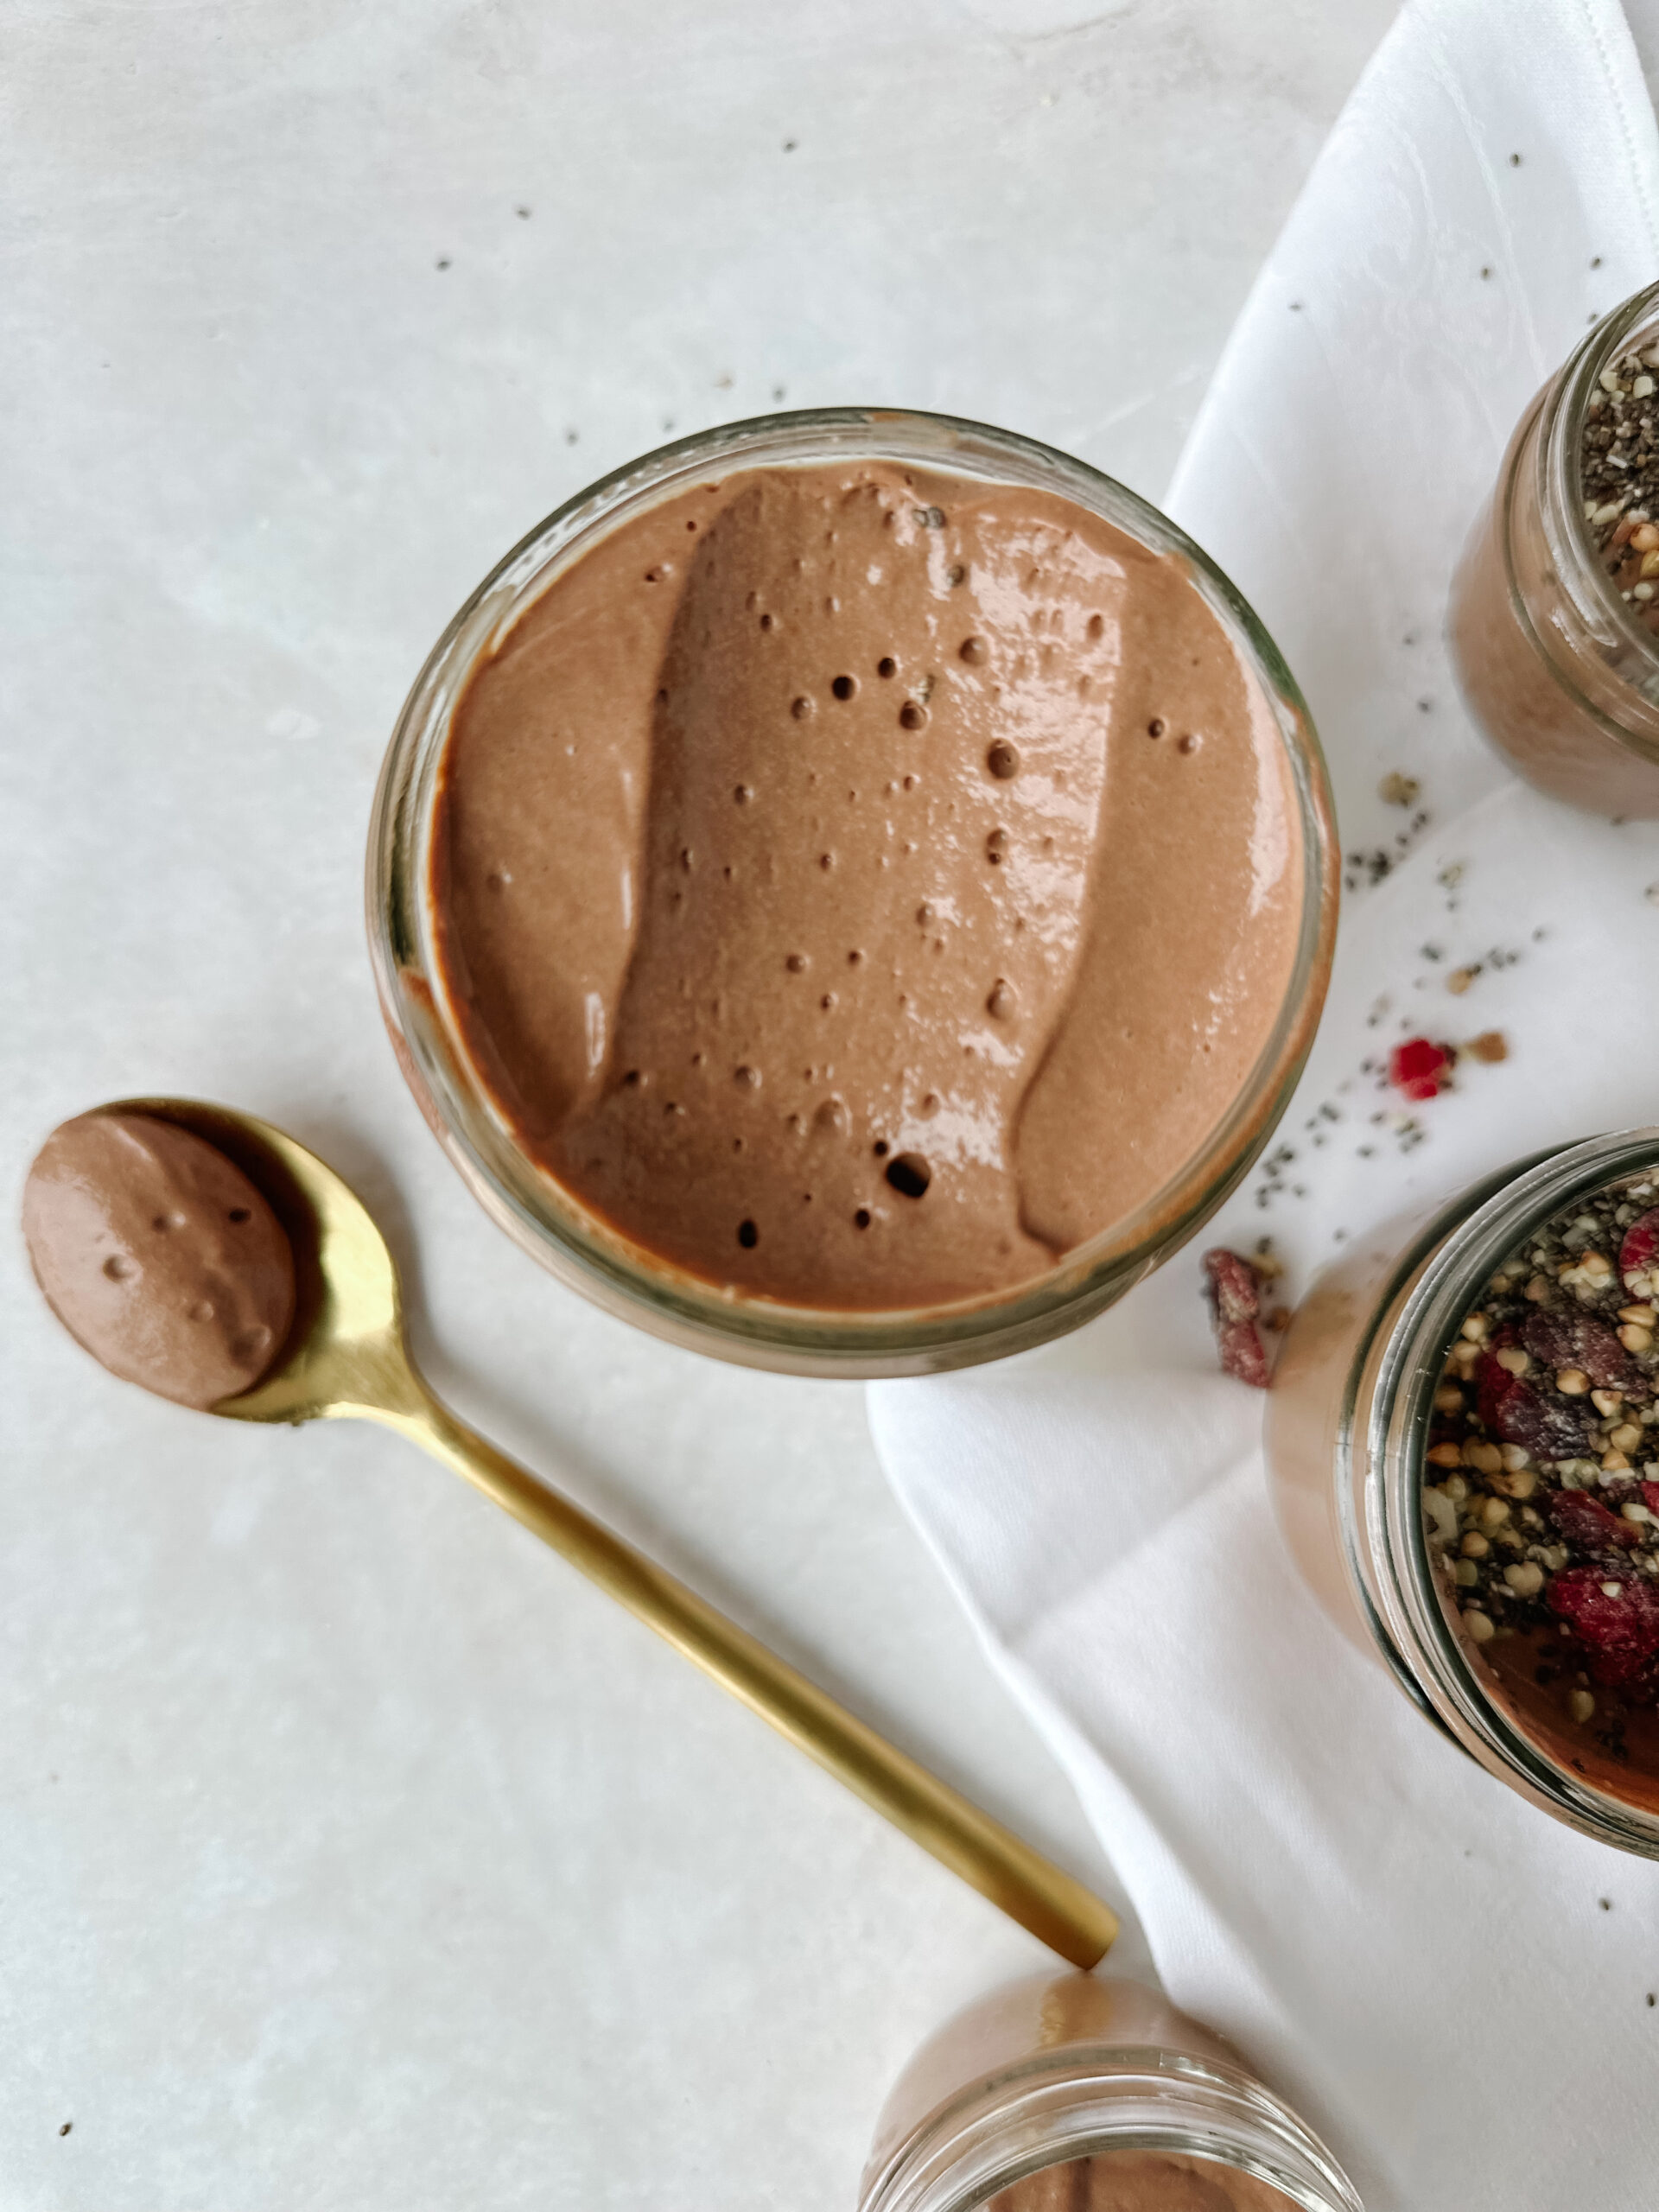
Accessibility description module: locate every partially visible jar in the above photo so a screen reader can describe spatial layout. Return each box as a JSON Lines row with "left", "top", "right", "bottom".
{"left": 859, "top": 1970, "right": 1361, "bottom": 2212}
{"left": 1266, "top": 1129, "right": 1659, "bottom": 1855}
{"left": 1448, "top": 280, "right": 1659, "bottom": 815}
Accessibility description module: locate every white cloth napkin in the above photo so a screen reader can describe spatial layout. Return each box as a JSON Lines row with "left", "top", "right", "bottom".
{"left": 869, "top": 4, "right": 1659, "bottom": 2207}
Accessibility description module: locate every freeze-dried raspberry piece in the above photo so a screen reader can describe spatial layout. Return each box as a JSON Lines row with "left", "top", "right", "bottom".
{"left": 1620, "top": 1206, "right": 1659, "bottom": 1293}
{"left": 1201, "top": 1251, "right": 1270, "bottom": 1388}
{"left": 1546, "top": 1567, "right": 1659, "bottom": 1686}
{"left": 1203, "top": 1249, "right": 1262, "bottom": 1325}
{"left": 1474, "top": 1358, "right": 1595, "bottom": 1459}
{"left": 1217, "top": 1319, "right": 1273, "bottom": 1389}
{"left": 1389, "top": 1037, "right": 1453, "bottom": 1103}
{"left": 1521, "top": 1309, "right": 1646, "bottom": 1395}
{"left": 1548, "top": 1489, "right": 1643, "bottom": 1552}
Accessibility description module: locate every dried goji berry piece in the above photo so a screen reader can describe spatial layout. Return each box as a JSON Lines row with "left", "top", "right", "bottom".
{"left": 1546, "top": 1567, "right": 1659, "bottom": 1686}
{"left": 1521, "top": 1309, "right": 1645, "bottom": 1395}
{"left": 1475, "top": 1351, "right": 1516, "bottom": 1430}
{"left": 1547, "top": 1489, "right": 1643, "bottom": 1552}
{"left": 1620, "top": 1206, "right": 1659, "bottom": 1294}
{"left": 1476, "top": 1365, "right": 1595, "bottom": 1459}
{"left": 1389, "top": 1037, "right": 1453, "bottom": 1103}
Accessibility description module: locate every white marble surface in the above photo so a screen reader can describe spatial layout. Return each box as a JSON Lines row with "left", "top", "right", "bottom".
{"left": 3, "top": 5, "right": 1395, "bottom": 2206}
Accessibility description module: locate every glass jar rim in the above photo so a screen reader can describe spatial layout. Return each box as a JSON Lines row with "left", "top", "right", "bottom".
{"left": 367, "top": 406, "right": 1338, "bottom": 1376}
{"left": 857, "top": 2037, "right": 1362, "bottom": 2212}
{"left": 1357, "top": 1128, "right": 1659, "bottom": 1852}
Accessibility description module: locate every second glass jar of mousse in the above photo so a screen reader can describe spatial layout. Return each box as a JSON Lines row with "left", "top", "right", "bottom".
{"left": 371, "top": 409, "right": 1336, "bottom": 1376}
{"left": 1449, "top": 279, "right": 1659, "bottom": 815}
{"left": 1267, "top": 1129, "right": 1659, "bottom": 1854}
{"left": 860, "top": 1968, "right": 1361, "bottom": 2212}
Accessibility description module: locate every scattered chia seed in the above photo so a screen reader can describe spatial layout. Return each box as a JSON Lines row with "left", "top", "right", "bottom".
{"left": 1345, "top": 848, "right": 1395, "bottom": 891}
{"left": 1343, "top": 799, "right": 1432, "bottom": 894}
{"left": 1250, "top": 1140, "right": 1301, "bottom": 1211}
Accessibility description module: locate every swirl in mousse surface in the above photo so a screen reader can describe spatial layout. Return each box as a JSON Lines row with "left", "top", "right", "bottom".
{"left": 430, "top": 461, "right": 1303, "bottom": 1311}
{"left": 22, "top": 1112, "right": 295, "bottom": 1408}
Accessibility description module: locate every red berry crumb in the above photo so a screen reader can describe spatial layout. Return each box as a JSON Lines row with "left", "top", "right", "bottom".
{"left": 1389, "top": 1036, "right": 1454, "bottom": 1102}
{"left": 1547, "top": 1566, "right": 1659, "bottom": 1687}
{"left": 1546, "top": 1488, "right": 1643, "bottom": 1554}
{"left": 1620, "top": 1205, "right": 1659, "bottom": 1294}
{"left": 1202, "top": 1249, "right": 1273, "bottom": 1389}
{"left": 1475, "top": 1356, "right": 1594, "bottom": 1459}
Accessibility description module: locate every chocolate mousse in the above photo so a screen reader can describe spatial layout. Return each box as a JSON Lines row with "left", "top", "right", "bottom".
{"left": 987, "top": 2153, "right": 1300, "bottom": 2210}
{"left": 23, "top": 1112, "right": 295, "bottom": 1408}
{"left": 431, "top": 461, "right": 1306, "bottom": 1308}
{"left": 1422, "top": 1169, "right": 1659, "bottom": 1806}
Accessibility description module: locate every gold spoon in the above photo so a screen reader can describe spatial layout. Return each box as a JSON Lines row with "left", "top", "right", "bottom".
{"left": 111, "top": 1096, "right": 1118, "bottom": 1970}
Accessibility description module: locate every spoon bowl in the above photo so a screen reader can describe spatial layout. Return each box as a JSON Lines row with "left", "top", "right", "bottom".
{"left": 111, "top": 1097, "right": 414, "bottom": 1427}
{"left": 95, "top": 1096, "right": 1119, "bottom": 1970}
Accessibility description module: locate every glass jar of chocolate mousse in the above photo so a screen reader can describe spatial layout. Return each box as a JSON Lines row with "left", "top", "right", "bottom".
{"left": 371, "top": 409, "right": 1336, "bottom": 1376}
{"left": 859, "top": 1969, "right": 1361, "bottom": 2212}
{"left": 1268, "top": 1129, "right": 1659, "bottom": 1854}
{"left": 1448, "top": 279, "right": 1659, "bottom": 815}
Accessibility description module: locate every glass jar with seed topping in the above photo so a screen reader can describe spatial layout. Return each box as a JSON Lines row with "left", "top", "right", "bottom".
{"left": 1448, "top": 279, "right": 1659, "bottom": 815}
{"left": 859, "top": 1969, "right": 1361, "bottom": 2212}
{"left": 1267, "top": 1128, "right": 1659, "bottom": 1853}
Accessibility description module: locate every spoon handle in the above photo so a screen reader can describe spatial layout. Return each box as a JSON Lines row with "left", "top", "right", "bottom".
{"left": 390, "top": 1387, "right": 1117, "bottom": 1969}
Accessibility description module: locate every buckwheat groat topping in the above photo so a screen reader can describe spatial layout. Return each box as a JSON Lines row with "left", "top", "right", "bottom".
{"left": 1580, "top": 336, "right": 1659, "bottom": 633}
{"left": 1424, "top": 1171, "right": 1659, "bottom": 1794}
